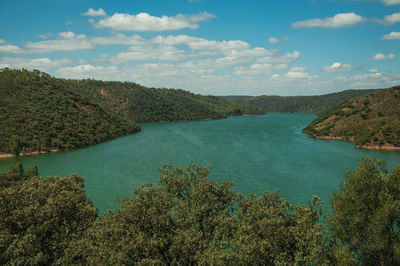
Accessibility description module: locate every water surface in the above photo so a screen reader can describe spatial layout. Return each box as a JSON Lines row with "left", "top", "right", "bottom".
{"left": 1, "top": 114, "right": 400, "bottom": 213}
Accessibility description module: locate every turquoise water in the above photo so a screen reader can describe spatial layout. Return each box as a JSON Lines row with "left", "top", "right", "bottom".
{"left": 1, "top": 114, "right": 400, "bottom": 213}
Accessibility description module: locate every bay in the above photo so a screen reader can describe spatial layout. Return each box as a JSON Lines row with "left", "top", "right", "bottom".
{"left": 1, "top": 113, "right": 400, "bottom": 213}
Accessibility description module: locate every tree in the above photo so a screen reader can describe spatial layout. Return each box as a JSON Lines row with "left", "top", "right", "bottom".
{"left": 8, "top": 162, "right": 24, "bottom": 177}
{"left": 330, "top": 157, "right": 400, "bottom": 265}
{"left": 61, "top": 165, "right": 326, "bottom": 265}
{"left": 8, "top": 135, "right": 22, "bottom": 157}
{"left": 0, "top": 174, "right": 97, "bottom": 265}
{"left": 25, "top": 165, "right": 38, "bottom": 177}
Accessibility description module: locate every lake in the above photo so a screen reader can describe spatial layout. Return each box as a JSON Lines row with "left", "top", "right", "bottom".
{"left": 1, "top": 113, "right": 400, "bottom": 213}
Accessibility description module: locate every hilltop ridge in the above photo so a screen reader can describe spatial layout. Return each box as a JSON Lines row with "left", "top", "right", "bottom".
{"left": 303, "top": 85, "right": 400, "bottom": 150}
{"left": 224, "top": 89, "right": 377, "bottom": 114}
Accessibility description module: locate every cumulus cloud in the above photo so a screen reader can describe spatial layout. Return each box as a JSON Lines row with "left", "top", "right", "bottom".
{"left": 382, "top": 0, "right": 400, "bottom": 5}
{"left": 369, "top": 53, "right": 396, "bottom": 60}
{"left": 381, "top": 12, "right": 400, "bottom": 25}
{"left": 91, "top": 11, "right": 215, "bottom": 31}
{"left": 292, "top": 13, "right": 364, "bottom": 28}
{"left": 82, "top": 8, "right": 106, "bottom": 17}
{"left": 57, "top": 64, "right": 117, "bottom": 79}
{"left": 0, "top": 39, "right": 6, "bottom": 44}
{"left": 0, "top": 44, "right": 25, "bottom": 53}
{"left": 234, "top": 64, "right": 273, "bottom": 76}
{"left": 381, "top": 31, "right": 400, "bottom": 40}
{"left": 284, "top": 71, "right": 310, "bottom": 79}
{"left": 58, "top": 31, "right": 86, "bottom": 39}
{"left": 257, "top": 51, "right": 300, "bottom": 64}
{"left": 0, "top": 57, "right": 70, "bottom": 70}
{"left": 323, "top": 62, "right": 352, "bottom": 72}
{"left": 26, "top": 32, "right": 93, "bottom": 53}
{"left": 110, "top": 45, "right": 186, "bottom": 64}
{"left": 90, "top": 33, "right": 146, "bottom": 45}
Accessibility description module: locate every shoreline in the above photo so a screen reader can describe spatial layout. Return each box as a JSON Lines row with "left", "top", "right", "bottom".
{"left": 0, "top": 113, "right": 265, "bottom": 160}
{"left": 308, "top": 134, "right": 400, "bottom": 151}
{"left": 0, "top": 149, "right": 61, "bottom": 159}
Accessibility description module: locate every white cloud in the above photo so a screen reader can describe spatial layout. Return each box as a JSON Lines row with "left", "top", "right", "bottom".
{"left": 268, "top": 36, "right": 288, "bottom": 44}
{"left": 381, "top": 31, "right": 400, "bottom": 40}
{"left": 289, "top": 66, "right": 306, "bottom": 72}
{"left": 58, "top": 31, "right": 86, "bottom": 39}
{"left": 292, "top": 13, "right": 364, "bottom": 28}
{"left": 268, "top": 37, "right": 279, "bottom": 44}
{"left": 0, "top": 44, "right": 25, "bottom": 53}
{"left": 0, "top": 39, "right": 5, "bottom": 44}
{"left": 382, "top": 12, "right": 400, "bottom": 25}
{"left": 37, "top": 33, "right": 52, "bottom": 39}
{"left": 82, "top": 8, "right": 106, "bottom": 17}
{"left": 91, "top": 11, "right": 215, "bottom": 31}
{"left": 324, "top": 62, "right": 352, "bottom": 72}
{"left": 369, "top": 53, "right": 396, "bottom": 60}
{"left": 53, "top": 62, "right": 400, "bottom": 96}
{"left": 26, "top": 32, "right": 93, "bottom": 52}
{"left": 90, "top": 33, "right": 146, "bottom": 45}
{"left": 153, "top": 35, "right": 250, "bottom": 54}
{"left": 0, "top": 57, "right": 70, "bottom": 70}
{"left": 110, "top": 45, "right": 186, "bottom": 64}
{"left": 234, "top": 64, "right": 273, "bottom": 76}
{"left": 369, "top": 68, "right": 379, "bottom": 73}
{"left": 257, "top": 51, "right": 300, "bottom": 64}
{"left": 57, "top": 64, "right": 117, "bottom": 79}
{"left": 285, "top": 71, "right": 310, "bottom": 79}
{"left": 352, "top": 73, "right": 383, "bottom": 81}
{"left": 382, "top": 0, "right": 400, "bottom": 5}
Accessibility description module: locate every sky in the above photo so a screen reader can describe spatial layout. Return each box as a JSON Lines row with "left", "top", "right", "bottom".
{"left": 0, "top": 0, "right": 400, "bottom": 96}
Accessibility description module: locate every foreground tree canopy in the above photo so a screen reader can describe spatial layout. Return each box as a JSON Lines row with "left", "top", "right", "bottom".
{"left": 1, "top": 157, "right": 399, "bottom": 265}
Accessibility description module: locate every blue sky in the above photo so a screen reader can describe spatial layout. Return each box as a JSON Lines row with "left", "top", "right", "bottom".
{"left": 0, "top": 0, "right": 399, "bottom": 95}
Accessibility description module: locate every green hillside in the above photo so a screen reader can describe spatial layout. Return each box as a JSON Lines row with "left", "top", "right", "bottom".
{"left": 224, "top": 89, "right": 376, "bottom": 114}
{"left": 303, "top": 85, "right": 400, "bottom": 150}
{"left": 63, "top": 79, "right": 264, "bottom": 123}
{"left": 0, "top": 69, "right": 140, "bottom": 156}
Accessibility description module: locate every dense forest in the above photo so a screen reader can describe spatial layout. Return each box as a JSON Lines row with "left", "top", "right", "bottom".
{"left": 303, "top": 85, "right": 400, "bottom": 149}
{"left": 224, "top": 89, "right": 376, "bottom": 114}
{"left": 62, "top": 78, "right": 264, "bottom": 123}
{"left": 1, "top": 158, "right": 399, "bottom": 265}
{"left": 0, "top": 68, "right": 264, "bottom": 156}
{"left": 0, "top": 69, "right": 139, "bottom": 156}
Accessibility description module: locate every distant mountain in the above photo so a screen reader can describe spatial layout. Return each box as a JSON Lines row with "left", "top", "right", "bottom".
{"left": 63, "top": 79, "right": 264, "bottom": 123}
{"left": 0, "top": 69, "right": 139, "bottom": 156}
{"left": 303, "top": 85, "right": 400, "bottom": 150}
{"left": 223, "top": 89, "right": 377, "bottom": 114}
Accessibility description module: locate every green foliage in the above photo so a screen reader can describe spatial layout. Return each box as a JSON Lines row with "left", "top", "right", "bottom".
{"left": 61, "top": 165, "right": 325, "bottom": 265}
{"left": 230, "top": 194, "right": 325, "bottom": 265}
{"left": 64, "top": 79, "right": 264, "bottom": 123}
{"left": 225, "top": 89, "right": 376, "bottom": 114}
{"left": 8, "top": 135, "right": 22, "bottom": 157}
{"left": 330, "top": 157, "right": 400, "bottom": 265}
{"left": 304, "top": 85, "right": 400, "bottom": 148}
{"left": 2, "top": 159, "right": 400, "bottom": 264}
{"left": 0, "top": 68, "right": 140, "bottom": 154}
{"left": 1, "top": 68, "right": 265, "bottom": 155}
{"left": 0, "top": 173, "right": 97, "bottom": 265}
{"left": 25, "top": 165, "right": 39, "bottom": 177}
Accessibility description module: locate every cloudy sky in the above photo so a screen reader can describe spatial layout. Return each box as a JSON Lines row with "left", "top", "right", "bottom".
{"left": 0, "top": 0, "right": 400, "bottom": 95}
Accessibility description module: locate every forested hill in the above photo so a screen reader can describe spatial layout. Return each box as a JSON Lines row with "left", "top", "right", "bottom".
{"left": 303, "top": 85, "right": 400, "bottom": 150}
{"left": 224, "top": 89, "right": 376, "bottom": 114}
{"left": 63, "top": 79, "right": 264, "bottom": 123}
{"left": 0, "top": 69, "right": 139, "bottom": 156}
